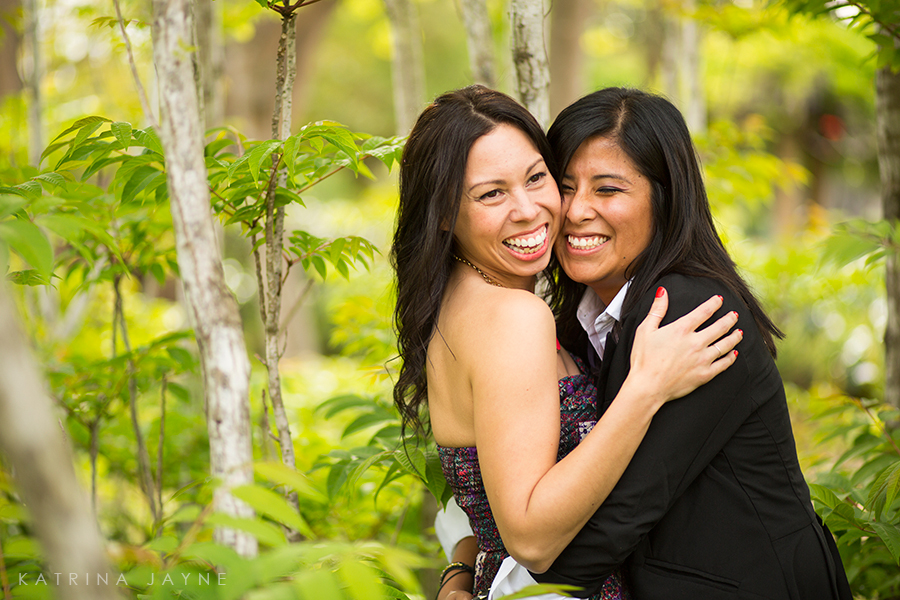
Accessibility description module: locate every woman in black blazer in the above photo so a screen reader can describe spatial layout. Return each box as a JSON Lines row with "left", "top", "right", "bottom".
{"left": 532, "top": 88, "right": 851, "bottom": 599}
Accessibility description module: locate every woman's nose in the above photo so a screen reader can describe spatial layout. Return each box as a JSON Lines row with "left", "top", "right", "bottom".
{"left": 511, "top": 190, "right": 541, "bottom": 221}
{"left": 564, "top": 188, "right": 593, "bottom": 224}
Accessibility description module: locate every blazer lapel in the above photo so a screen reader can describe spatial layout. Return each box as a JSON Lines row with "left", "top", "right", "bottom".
{"left": 595, "top": 331, "right": 618, "bottom": 418}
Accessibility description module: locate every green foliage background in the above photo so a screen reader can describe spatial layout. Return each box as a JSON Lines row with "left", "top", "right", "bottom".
{"left": 0, "top": 0, "right": 899, "bottom": 598}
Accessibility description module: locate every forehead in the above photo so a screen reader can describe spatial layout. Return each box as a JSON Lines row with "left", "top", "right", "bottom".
{"left": 565, "top": 136, "right": 636, "bottom": 175}
{"left": 465, "top": 124, "right": 542, "bottom": 181}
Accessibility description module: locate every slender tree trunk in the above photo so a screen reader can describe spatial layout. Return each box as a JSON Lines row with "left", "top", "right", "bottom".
{"left": 658, "top": 1, "right": 705, "bottom": 133}
{"left": 549, "top": 0, "right": 587, "bottom": 119}
{"left": 457, "top": 0, "right": 495, "bottom": 88}
{"left": 384, "top": 0, "right": 425, "bottom": 134}
{"left": 224, "top": 1, "right": 336, "bottom": 139}
{"left": 680, "top": 0, "right": 705, "bottom": 134}
{"left": 877, "top": 63, "right": 900, "bottom": 410}
{"left": 22, "top": 0, "right": 41, "bottom": 164}
{"left": 261, "top": 11, "right": 302, "bottom": 541}
{"left": 194, "top": 0, "right": 225, "bottom": 128}
{"left": 151, "top": 0, "right": 257, "bottom": 557}
{"left": 0, "top": 0, "right": 22, "bottom": 99}
{"left": 0, "top": 285, "right": 120, "bottom": 600}
{"left": 510, "top": 0, "right": 550, "bottom": 128}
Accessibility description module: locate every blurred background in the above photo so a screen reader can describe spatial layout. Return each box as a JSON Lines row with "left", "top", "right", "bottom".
{"left": 1, "top": 0, "right": 898, "bottom": 597}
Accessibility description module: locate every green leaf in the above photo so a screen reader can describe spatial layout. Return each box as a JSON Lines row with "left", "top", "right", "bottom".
{"left": 338, "top": 558, "right": 382, "bottom": 600}
{"left": 231, "top": 484, "right": 316, "bottom": 539}
{"left": 870, "top": 522, "right": 900, "bottom": 565}
{"left": 121, "top": 167, "right": 165, "bottom": 204}
{"left": 393, "top": 445, "right": 426, "bottom": 478}
{"left": 133, "top": 127, "right": 164, "bottom": 155}
{"left": 206, "top": 513, "right": 286, "bottom": 547}
{"left": 294, "top": 569, "right": 344, "bottom": 600}
{"left": 0, "top": 194, "right": 27, "bottom": 220}
{"left": 50, "top": 115, "right": 111, "bottom": 144}
{"left": 111, "top": 121, "right": 133, "bottom": 150}
{"left": 317, "top": 394, "right": 375, "bottom": 419}
{"left": 867, "top": 460, "right": 900, "bottom": 520}
{"left": 498, "top": 583, "right": 584, "bottom": 599}
{"left": 0, "top": 219, "right": 53, "bottom": 279}
{"left": 32, "top": 172, "right": 67, "bottom": 189}
{"left": 254, "top": 461, "right": 328, "bottom": 503}
{"left": 246, "top": 140, "right": 282, "bottom": 182}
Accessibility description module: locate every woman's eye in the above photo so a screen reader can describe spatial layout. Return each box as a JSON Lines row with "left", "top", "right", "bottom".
{"left": 560, "top": 185, "right": 575, "bottom": 196}
{"left": 527, "top": 171, "right": 546, "bottom": 185}
{"left": 479, "top": 189, "right": 501, "bottom": 201}
{"left": 598, "top": 186, "right": 622, "bottom": 195}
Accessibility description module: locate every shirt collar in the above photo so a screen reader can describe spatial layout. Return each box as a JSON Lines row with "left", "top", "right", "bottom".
{"left": 576, "top": 282, "right": 630, "bottom": 357}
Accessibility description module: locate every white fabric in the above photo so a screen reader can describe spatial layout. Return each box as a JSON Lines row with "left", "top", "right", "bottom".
{"left": 575, "top": 282, "right": 629, "bottom": 358}
{"left": 435, "top": 497, "right": 474, "bottom": 562}
{"left": 488, "top": 557, "right": 568, "bottom": 600}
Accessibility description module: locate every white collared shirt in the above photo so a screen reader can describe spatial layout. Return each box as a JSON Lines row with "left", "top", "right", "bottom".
{"left": 576, "top": 282, "right": 630, "bottom": 358}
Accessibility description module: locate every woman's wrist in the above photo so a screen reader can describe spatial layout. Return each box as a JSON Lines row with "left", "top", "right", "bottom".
{"left": 618, "top": 374, "right": 668, "bottom": 414}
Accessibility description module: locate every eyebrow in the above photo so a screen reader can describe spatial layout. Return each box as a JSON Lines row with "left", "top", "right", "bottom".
{"left": 467, "top": 157, "right": 546, "bottom": 194}
{"left": 562, "top": 173, "right": 633, "bottom": 185}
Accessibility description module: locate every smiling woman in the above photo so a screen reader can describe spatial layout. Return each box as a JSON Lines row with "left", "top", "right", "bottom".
{"left": 452, "top": 123, "right": 558, "bottom": 289}
{"left": 390, "top": 85, "right": 741, "bottom": 600}
{"left": 556, "top": 135, "right": 654, "bottom": 305}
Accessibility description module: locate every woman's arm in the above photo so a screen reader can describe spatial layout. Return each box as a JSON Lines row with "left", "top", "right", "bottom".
{"left": 471, "top": 287, "right": 740, "bottom": 573}
{"left": 531, "top": 274, "right": 765, "bottom": 594}
{"left": 437, "top": 536, "right": 477, "bottom": 600}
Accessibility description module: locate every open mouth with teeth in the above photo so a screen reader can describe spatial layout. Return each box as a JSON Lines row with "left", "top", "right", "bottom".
{"left": 567, "top": 234, "right": 609, "bottom": 250}
{"left": 503, "top": 225, "right": 549, "bottom": 255}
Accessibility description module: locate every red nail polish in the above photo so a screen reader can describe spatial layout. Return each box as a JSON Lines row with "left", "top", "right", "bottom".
{"left": 717, "top": 295, "right": 723, "bottom": 301}
{"left": 656, "top": 286, "right": 665, "bottom": 298}
{"left": 732, "top": 311, "right": 738, "bottom": 318}
{"left": 738, "top": 329, "right": 743, "bottom": 336}
{"left": 733, "top": 350, "right": 739, "bottom": 357}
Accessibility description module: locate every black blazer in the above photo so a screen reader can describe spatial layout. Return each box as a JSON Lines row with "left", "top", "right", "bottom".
{"left": 532, "top": 273, "right": 850, "bottom": 600}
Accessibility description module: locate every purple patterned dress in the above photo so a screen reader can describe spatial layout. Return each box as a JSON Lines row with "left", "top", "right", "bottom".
{"left": 438, "top": 356, "right": 630, "bottom": 600}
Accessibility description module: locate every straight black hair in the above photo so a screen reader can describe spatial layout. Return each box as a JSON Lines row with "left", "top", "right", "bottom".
{"left": 545, "top": 87, "right": 782, "bottom": 355}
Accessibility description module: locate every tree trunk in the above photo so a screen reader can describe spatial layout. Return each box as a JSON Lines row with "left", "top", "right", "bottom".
{"left": 457, "top": 0, "right": 495, "bottom": 88}
{"left": 658, "top": 0, "right": 705, "bottom": 134}
{"left": 680, "top": 0, "right": 705, "bottom": 134}
{"left": 0, "top": 0, "right": 22, "bottom": 99}
{"left": 0, "top": 285, "right": 120, "bottom": 600}
{"left": 510, "top": 0, "right": 550, "bottom": 128}
{"left": 194, "top": 0, "right": 225, "bottom": 128}
{"left": 877, "top": 63, "right": 900, "bottom": 410}
{"left": 151, "top": 0, "right": 257, "bottom": 557}
{"left": 549, "top": 0, "right": 587, "bottom": 119}
{"left": 384, "top": 0, "right": 425, "bottom": 135}
{"left": 22, "top": 0, "right": 41, "bottom": 164}
{"left": 223, "top": 1, "right": 336, "bottom": 139}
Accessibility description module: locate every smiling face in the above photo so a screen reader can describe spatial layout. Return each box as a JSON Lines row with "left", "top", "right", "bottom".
{"left": 452, "top": 123, "right": 560, "bottom": 290}
{"left": 555, "top": 135, "right": 655, "bottom": 305}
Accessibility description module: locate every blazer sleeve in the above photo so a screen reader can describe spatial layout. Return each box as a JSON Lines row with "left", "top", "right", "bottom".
{"left": 532, "top": 274, "right": 781, "bottom": 595}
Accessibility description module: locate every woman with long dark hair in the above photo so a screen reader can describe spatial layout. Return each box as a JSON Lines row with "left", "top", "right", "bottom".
{"left": 527, "top": 87, "right": 850, "bottom": 599}
{"left": 391, "top": 85, "right": 741, "bottom": 600}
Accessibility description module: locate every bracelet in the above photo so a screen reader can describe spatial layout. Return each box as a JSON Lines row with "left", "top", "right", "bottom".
{"left": 439, "top": 561, "right": 475, "bottom": 586}
{"left": 437, "top": 561, "right": 475, "bottom": 599}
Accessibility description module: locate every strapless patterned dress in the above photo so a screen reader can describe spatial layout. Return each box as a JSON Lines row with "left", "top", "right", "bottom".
{"left": 438, "top": 356, "right": 630, "bottom": 600}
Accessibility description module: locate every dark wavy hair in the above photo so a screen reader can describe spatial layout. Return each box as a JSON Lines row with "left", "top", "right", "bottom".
{"left": 545, "top": 87, "right": 782, "bottom": 356}
{"left": 391, "top": 85, "right": 558, "bottom": 436}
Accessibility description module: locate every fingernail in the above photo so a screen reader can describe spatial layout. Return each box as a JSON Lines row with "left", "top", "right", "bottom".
{"left": 717, "top": 295, "right": 723, "bottom": 301}
{"left": 733, "top": 350, "right": 739, "bottom": 357}
{"left": 738, "top": 329, "right": 743, "bottom": 336}
{"left": 732, "top": 311, "right": 738, "bottom": 318}
{"left": 656, "top": 286, "right": 665, "bottom": 298}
